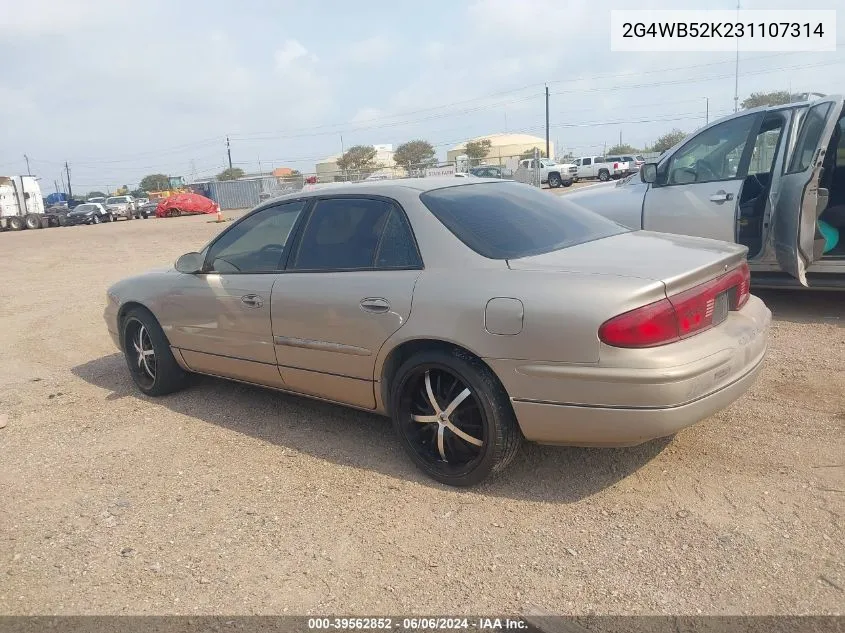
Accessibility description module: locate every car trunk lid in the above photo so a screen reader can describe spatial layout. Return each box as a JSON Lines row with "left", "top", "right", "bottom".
{"left": 507, "top": 230, "right": 747, "bottom": 296}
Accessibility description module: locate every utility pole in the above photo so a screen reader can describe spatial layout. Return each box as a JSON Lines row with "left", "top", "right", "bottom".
{"left": 226, "top": 136, "right": 233, "bottom": 170}
{"left": 24, "top": 154, "right": 31, "bottom": 176}
{"left": 258, "top": 154, "right": 262, "bottom": 175}
{"left": 705, "top": 97, "right": 710, "bottom": 124}
{"left": 544, "top": 85, "right": 550, "bottom": 159}
{"left": 65, "top": 162, "right": 72, "bottom": 199}
{"left": 619, "top": 129, "right": 623, "bottom": 147}
{"left": 733, "top": 0, "right": 740, "bottom": 112}
{"left": 54, "top": 180, "right": 59, "bottom": 194}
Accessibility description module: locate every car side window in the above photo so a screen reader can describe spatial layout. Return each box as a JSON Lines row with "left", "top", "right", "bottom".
{"left": 666, "top": 114, "right": 758, "bottom": 185}
{"left": 292, "top": 197, "right": 395, "bottom": 271}
{"left": 582, "top": 157, "right": 592, "bottom": 166}
{"left": 375, "top": 207, "right": 422, "bottom": 268}
{"left": 205, "top": 200, "right": 305, "bottom": 273}
{"left": 595, "top": 157, "right": 605, "bottom": 164}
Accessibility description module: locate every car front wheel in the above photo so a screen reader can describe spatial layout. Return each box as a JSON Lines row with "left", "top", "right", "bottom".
{"left": 548, "top": 173, "right": 561, "bottom": 188}
{"left": 390, "top": 347, "right": 521, "bottom": 486}
{"left": 122, "top": 307, "right": 188, "bottom": 397}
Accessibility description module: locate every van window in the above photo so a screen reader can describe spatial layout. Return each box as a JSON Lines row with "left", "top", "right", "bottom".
{"left": 788, "top": 102, "right": 833, "bottom": 173}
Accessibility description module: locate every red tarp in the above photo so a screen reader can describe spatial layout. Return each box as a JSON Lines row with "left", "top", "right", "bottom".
{"left": 155, "top": 193, "right": 218, "bottom": 218}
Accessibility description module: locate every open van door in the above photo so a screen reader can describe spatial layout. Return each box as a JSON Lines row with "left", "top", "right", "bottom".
{"left": 774, "top": 96, "right": 844, "bottom": 285}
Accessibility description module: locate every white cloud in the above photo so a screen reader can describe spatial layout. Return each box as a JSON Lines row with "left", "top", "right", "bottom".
{"left": 351, "top": 108, "right": 384, "bottom": 124}
{"left": 274, "top": 39, "right": 316, "bottom": 70}
{"left": 347, "top": 35, "right": 394, "bottom": 65}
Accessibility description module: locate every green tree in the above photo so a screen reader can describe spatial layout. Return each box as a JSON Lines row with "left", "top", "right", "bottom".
{"left": 648, "top": 129, "right": 687, "bottom": 153}
{"left": 86, "top": 191, "right": 107, "bottom": 199}
{"left": 606, "top": 143, "right": 639, "bottom": 155}
{"left": 519, "top": 147, "right": 547, "bottom": 160}
{"left": 130, "top": 189, "right": 147, "bottom": 198}
{"left": 337, "top": 145, "right": 379, "bottom": 177}
{"left": 139, "top": 174, "right": 171, "bottom": 191}
{"left": 464, "top": 139, "right": 492, "bottom": 165}
{"left": 740, "top": 91, "right": 798, "bottom": 110}
{"left": 217, "top": 167, "right": 245, "bottom": 181}
{"left": 394, "top": 140, "right": 437, "bottom": 168}
{"left": 115, "top": 185, "right": 129, "bottom": 195}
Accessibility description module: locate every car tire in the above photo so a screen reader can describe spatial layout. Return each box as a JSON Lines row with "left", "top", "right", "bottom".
{"left": 121, "top": 307, "right": 188, "bottom": 397}
{"left": 24, "top": 214, "right": 42, "bottom": 229}
{"left": 92, "top": 214, "right": 101, "bottom": 224}
{"left": 8, "top": 216, "right": 25, "bottom": 231}
{"left": 108, "top": 213, "right": 115, "bottom": 222}
{"left": 390, "top": 347, "right": 522, "bottom": 487}
{"left": 548, "top": 173, "right": 561, "bottom": 188}
{"left": 598, "top": 169, "right": 610, "bottom": 181}
{"left": 563, "top": 179, "right": 573, "bottom": 187}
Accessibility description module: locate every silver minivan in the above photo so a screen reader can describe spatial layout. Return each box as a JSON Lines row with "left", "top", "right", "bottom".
{"left": 565, "top": 95, "right": 845, "bottom": 289}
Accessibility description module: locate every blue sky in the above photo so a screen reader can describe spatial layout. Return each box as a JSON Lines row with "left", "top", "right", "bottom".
{"left": 0, "top": 0, "right": 843, "bottom": 194}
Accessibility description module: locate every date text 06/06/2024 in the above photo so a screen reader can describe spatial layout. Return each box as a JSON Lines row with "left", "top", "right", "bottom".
{"left": 306, "top": 618, "right": 528, "bottom": 630}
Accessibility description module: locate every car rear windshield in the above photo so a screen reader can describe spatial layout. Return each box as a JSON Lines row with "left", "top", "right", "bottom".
{"left": 419, "top": 182, "right": 628, "bottom": 260}
{"left": 106, "top": 197, "right": 126, "bottom": 204}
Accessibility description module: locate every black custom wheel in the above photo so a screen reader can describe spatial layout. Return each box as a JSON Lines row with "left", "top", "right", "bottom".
{"left": 598, "top": 169, "right": 610, "bottom": 181}
{"left": 391, "top": 348, "right": 521, "bottom": 486}
{"left": 92, "top": 214, "right": 101, "bottom": 224}
{"left": 548, "top": 173, "right": 561, "bottom": 188}
{"left": 122, "top": 307, "right": 188, "bottom": 396}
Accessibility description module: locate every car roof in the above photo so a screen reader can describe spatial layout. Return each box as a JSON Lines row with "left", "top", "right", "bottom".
{"left": 255, "top": 177, "right": 509, "bottom": 205}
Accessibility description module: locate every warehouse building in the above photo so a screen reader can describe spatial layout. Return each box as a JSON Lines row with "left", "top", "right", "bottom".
{"left": 446, "top": 133, "right": 554, "bottom": 166}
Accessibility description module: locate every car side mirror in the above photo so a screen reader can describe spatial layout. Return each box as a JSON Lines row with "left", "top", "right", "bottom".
{"left": 640, "top": 163, "right": 658, "bottom": 184}
{"left": 175, "top": 251, "right": 203, "bottom": 274}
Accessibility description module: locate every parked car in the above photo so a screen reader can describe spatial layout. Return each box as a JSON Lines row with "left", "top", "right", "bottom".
{"left": 87, "top": 196, "right": 106, "bottom": 205}
{"left": 65, "top": 203, "right": 112, "bottom": 225}
{"left": 565, "top": 95, "right": 845, "bottom": 289}
{"left": 469, "top": 165, "right": 514, "bottom": 179}
{"left": 105, "top": 195, "right": 140, "bottom": 220}
{"left": 572, "top": 156, "right": 629, "bottom": 181}
{"left": 135, "top": 197, "right": 150, "bottom": 207}
{"left": 517, "top": 157, "right": 577, "bottom": 188}
{"left": 137, "top": 199, "right": 159, "bottom": 218}
{"left": 105, "top": 179, "right": 770, "bottom": 486}
{"left": 605, "top": 155, "right": 640, "bottom": 175}
{"left": 155, "top": 192, "right": 217, "bottom": 218}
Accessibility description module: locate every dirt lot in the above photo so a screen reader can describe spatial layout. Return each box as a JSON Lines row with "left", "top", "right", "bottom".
{"left": 0, "top": 213, "right": 842, "bottom": 616}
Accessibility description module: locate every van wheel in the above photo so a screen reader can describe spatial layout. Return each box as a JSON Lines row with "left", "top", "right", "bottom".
{"left": 598, "top": 169, "right": 610, "bottom": 181}
{"left": 8, "top": 216, "right": 25, "bottom": 231}
{"left": 548, "top": 173, "right": 562, "bottom": 188}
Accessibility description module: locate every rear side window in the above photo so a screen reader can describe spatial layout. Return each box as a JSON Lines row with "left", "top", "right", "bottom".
{"left": 292, "top": 197, "right": 421, "bottom": 270}
{"left": 419, "top": 182, "right": 628, "bottom": 260}
{"left": 788, "top": 102, "right": 833, "bottom": 173}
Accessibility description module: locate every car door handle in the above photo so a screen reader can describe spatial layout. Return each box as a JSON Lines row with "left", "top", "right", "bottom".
{"left": 241, "top": 294, "right": 264, "bottom": 308}
{"left": 360, "top": 297, "right": 390, "bottom": 314}
{"left": 709, "top": 190, "right": 734, "bottom": 203}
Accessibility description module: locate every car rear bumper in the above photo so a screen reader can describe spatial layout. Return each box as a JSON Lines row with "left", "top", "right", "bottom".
{"left": 488, "top": 294, "right": 771, "bottom": 446}
{"left": 511, "top": 350, "right": 764, "bottom": 446}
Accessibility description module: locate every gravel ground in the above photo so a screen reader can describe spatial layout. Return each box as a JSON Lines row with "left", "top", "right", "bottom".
{"left": 0, "top": 213, "right": 842, "bottom": 616}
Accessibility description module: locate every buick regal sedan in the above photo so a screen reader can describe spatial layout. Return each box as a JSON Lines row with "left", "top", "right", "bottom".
{"left": 104, "top": 179, "right": 771, "bottom": 486}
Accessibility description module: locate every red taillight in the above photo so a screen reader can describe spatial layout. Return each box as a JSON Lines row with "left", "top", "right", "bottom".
{"left": 599, "top": 262, "right": 751, "bottom": 348}
{"left": 613, "top": 162, "right": 619, "bottom": 169}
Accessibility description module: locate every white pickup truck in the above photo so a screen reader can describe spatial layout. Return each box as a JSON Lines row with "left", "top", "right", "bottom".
{"left": 517, "top": 157, "right": 577, "bottom": 188}
{"left": 572, "top": 156, "right": 630, "bottom": 182}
